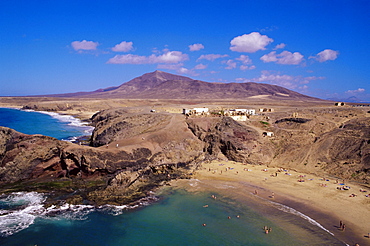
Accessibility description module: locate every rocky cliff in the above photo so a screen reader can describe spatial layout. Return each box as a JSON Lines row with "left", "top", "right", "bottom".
{"left": 0, "top": 125, "right": 197, "bottom": 205}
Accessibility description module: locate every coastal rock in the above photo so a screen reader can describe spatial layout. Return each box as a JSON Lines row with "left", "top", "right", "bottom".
{"left": 0, "top": 126, "right": 195, "bottom": 205}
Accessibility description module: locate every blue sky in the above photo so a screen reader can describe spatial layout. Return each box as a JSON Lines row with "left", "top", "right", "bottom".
{"left": 1, "top": 0, "right": 369, "bottom": 101}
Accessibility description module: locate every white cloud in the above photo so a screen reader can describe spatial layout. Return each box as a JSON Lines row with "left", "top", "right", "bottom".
{"left": 178, "top": 67, "right": 196, "bottom": 75}
{"left": 310, "top": 49, "right": 339, "bottom": 62}
{"left": 274, "top": 43, "right": 286, "bottom": 50}
{"left": 260, "top": 51, "right": 304, "bottom": 65}
{"left": 230, "top": 32, "right": 273, "bottom": 53}
{"left": 158, "top": 63, "right": 199, "bottom": 76}
{"left": 71, "top": 40, "right": 99, "bottom": 51}
{"left": 346, "top": 88, "right": 365, "bottom": 94}
{"left": 197, "top": 54, "right": 228, "bottom": 61}
{"left": 157, "top": 63, "right": 184, "bottom": 70}
{"left": 240, "top": 71, "right": 324, "bottom": 90}
{"left": 236, "top": 55, "right": 252, "bottom": 64}
{"left": 223, "top": 59, "right": 237, "bottom": 70}
{"left": 189, "top": 43, "right": 204, "bottom": 51}
{"left": 112, "top": 41, "right": 133, "bottom": 52}
{"left": 107, "top": 51, "right": 189, "bottom": 64}
{"left": 194, "top": 63, "right": 207, "bottom": 70}
{"left": 240, "top": 65, "right": 256, "bottom": 71}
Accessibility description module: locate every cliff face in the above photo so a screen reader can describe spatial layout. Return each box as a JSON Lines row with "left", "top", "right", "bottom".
{"left": 0, "top": 126, "right": 196, "bottom": 205}
{"left": 268, "top": 115, "right": 370, "bottom": 183}
{"left": 186, "top": 117, "right": 275, "bottom": 164}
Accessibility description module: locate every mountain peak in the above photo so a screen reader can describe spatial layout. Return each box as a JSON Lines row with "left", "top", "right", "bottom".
{"left": 60, "top": 70, "right": 321, "bottom": 101}
{"left": 139, "top": 70, "right": 194, "bottom": 82}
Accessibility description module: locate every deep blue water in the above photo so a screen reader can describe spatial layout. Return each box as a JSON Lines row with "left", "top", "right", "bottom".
{"left": 0, "top": 107, "right": 92, "bottom": 141}
{"left": 0, "top": 108, "right": 346, "bottom": 245}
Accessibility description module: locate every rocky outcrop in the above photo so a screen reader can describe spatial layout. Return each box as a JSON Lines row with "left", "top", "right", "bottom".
{"left": 0, "top": 126, "right": 195, "bottom": 205}
{"left": 308, "top": 117, "right": 370, "bottom": 182}
{"left": 269, "top": 116, "right": 370, "bottom": 183}
{"left": 90, "top": 109, "right": 171, "bottom": 147}
{"left": 186, "top": 117, "right": 274, "bottom": 164}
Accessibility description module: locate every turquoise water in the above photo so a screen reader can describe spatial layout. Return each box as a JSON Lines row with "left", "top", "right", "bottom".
{"left": 0, "top": 189, "right": 345, "bottom": 246}
{"left": 0, "top": 108, "right": 346, "bottom": 245}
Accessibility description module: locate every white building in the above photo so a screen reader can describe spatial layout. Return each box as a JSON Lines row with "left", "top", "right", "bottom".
{"left": 263, "top": 131, "right": 274, "bottom": 137}
{"left": 183, "top": 108, "right": 209, "bottom": 115}
{"left": 226, "top": 109, "right": 256, "bottom": 116}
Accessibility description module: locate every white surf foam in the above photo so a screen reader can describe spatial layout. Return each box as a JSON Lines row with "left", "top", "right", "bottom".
{"left": 22, "top": 109, "right": 94, "bottom": 139}
{"left": 39, "top": 111, "right": 94, "bottom": 133}
{"left": 0, "top": 191, "right": 160, "bottom": 237}
{"left": 269, "top": 200, "right": 334, "bottom": 236}
{"left": 0, "top": 192, "right": 45, "bottom": 237}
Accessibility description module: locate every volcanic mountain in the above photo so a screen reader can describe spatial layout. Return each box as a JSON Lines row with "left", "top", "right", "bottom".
{"left": 56, "top": 70, "right": 321, "bottom": 101}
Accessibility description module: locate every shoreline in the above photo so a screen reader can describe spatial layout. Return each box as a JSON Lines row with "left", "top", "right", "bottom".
{"left": 171, "top": 160, "right": 370, "bottom": 246}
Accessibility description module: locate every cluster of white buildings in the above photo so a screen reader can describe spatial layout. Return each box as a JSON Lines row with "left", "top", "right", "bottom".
{"left": 182, "top": 107, "right": 275, "bottom": 137}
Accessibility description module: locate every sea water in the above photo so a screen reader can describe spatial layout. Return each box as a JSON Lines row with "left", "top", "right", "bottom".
{"left": 0, "top": 108, "right": 346, "bottom": 245}
{"left": 0, "top": 107, "right": 93, "bottom": 141}
{"left": 0, "top": 189, "right": 346, "bottom": 246}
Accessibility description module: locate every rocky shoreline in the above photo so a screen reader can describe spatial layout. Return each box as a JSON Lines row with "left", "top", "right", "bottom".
{"left": 1, "top": 102, "right": 369, "bottom": 207}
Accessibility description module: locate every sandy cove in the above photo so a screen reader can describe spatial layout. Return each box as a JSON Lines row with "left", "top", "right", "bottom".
{"left": 172, "top": 160, "right": 370, "bottom": 246}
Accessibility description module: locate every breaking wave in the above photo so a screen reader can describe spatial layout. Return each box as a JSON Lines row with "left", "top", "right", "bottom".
{"left": 0, "top": 191, "right": 158, "bottom": 237}
{"left": 269, "top": 200, "right": 334, "bottom": 236}
{"left": 0, "top": 192, "right": 45, "bottom": 237}
{"left": 39, "top": 111, "right": 94, "bottom": 136}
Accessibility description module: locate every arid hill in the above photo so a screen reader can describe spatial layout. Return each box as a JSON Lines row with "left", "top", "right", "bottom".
{"left": 46, "top": 70, "right": 323, "bottom": 101}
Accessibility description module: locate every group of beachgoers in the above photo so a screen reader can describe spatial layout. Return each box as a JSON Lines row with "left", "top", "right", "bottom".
{"left": 207, "top": 163, "right": 370, "bottom": 200}
{"left": 263, "top": 226, "right": 272, "bottom": 234}
{"left": 202, "top": 194, "right": 243, "bottom": 228}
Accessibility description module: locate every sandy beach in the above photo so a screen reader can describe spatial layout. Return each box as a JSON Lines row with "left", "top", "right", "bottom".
{"left": 172, "top": 160, "right": 370, "bottom": 246}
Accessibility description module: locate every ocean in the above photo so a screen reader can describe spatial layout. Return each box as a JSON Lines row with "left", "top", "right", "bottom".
{"left": 0, "top": 108, "right": 346, "bottom": 245}
{"left": 0, "top": 107, "right": 93, "bottom": 141}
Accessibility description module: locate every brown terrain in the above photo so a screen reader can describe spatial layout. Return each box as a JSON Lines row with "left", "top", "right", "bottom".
{"left": 0, "top": 70, "right": 369, "bottom": 209}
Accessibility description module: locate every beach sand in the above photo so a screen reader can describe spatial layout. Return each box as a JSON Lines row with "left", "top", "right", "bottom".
{"left": 171, "top": 160, "right": 370, "bottom": 246}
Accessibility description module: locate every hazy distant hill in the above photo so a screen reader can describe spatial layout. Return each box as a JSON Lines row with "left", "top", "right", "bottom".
{"left": 327, "top": 96, "right": 369, "bottom": 103}
{"left": 51, "top": 70, "right": 322, "bottom": 101}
